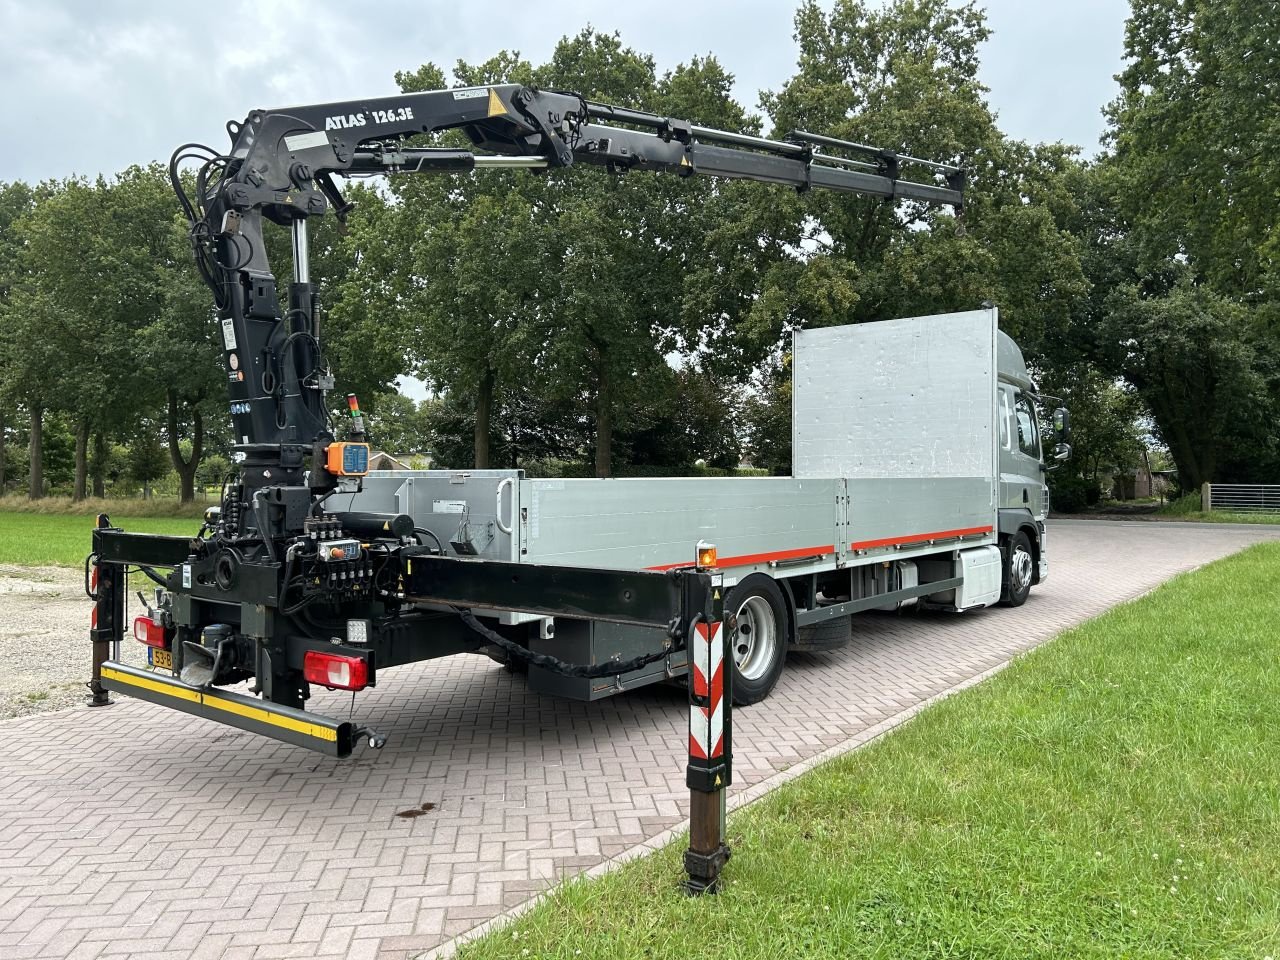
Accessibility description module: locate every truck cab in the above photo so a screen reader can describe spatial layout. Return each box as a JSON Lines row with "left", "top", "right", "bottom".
{"left": 995, "top": 331, "right": 1069, "bottom": 604}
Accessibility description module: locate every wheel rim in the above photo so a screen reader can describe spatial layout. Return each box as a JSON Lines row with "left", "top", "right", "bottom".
{"left": 733, "top": 595, "right": 778, "bottom": 681}
{"left": 1012, "top": 546, "right": 1033, "bottom": 592}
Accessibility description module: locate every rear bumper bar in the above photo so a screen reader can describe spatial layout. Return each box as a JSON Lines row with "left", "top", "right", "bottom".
{"left": 99, "top": 661, "right": 359, "bottom": 758}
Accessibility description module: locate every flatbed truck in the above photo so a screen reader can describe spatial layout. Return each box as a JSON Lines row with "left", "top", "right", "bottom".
{"left": 349, "top": 305, "right": 1069, "bottom": 705}
{"left": 85, "top": 78, "right": 1067, "bottom": 758}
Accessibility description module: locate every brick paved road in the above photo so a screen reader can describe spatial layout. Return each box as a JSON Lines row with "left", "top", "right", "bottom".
{"left": 2, "top": 520, "right": 1277, "bottom": 960}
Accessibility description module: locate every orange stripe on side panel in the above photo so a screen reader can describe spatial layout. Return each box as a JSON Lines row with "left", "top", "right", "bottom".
{"left": 647, "top": 544, "right": 835, "bottom": 572}
{"left": 849, "top": 525, "right": 993, "bottom": 551}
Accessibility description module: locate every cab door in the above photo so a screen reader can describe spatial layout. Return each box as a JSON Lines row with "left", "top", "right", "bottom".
{"left": 999, "top": 386, "right": 1046, "bottom": 519}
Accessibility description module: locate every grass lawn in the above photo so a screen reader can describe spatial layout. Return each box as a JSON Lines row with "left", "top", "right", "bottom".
{"left": 0, "top": 511, "right": 199, "bottom": 567}
{"left": 1165, "top": 511, "right": 1280, "bottom": 525}
{"left": 456, "top": 544, "right": 1280, "bottom": 959}
{"left": 1157, "top": 493, "right": 1280, "bottom": 525}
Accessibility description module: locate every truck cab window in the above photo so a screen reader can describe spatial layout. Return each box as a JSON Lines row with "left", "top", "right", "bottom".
{"left": 999, "top": 389, "right": 1013, "bottom": 450}
{"left": 1015, "top": 395, "right": 1039, "bottom": 458}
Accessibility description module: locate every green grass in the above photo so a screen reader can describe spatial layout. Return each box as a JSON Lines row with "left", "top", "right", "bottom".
{"left": 0, "top": 494, "right": 208, "bottom": 519}
{"left": 1157, "top": 493, "right": 1280, "bottom": 524}
{"left": 0, "top": 511, "right": 198, "bottom": 567}
{"left": 1177, "top": 512, "right": 1280, "bottom": 525}
{"left": 456, "top": 544, "right": 1280, "bottom": 960}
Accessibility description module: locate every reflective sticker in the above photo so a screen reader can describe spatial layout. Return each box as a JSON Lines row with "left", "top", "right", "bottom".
{"left": 284, "top": 130, "right": 330, "bottom": 152}
{"left": 487, "top": 88, "right": 506, "bottom": 118}
{"left": 689, "top": 621, "right": 725, "bottom": 759}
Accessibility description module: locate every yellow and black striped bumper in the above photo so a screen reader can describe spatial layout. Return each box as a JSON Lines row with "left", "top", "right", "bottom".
{"left": 100, "top": 661, "right": 357, "bottom": 758}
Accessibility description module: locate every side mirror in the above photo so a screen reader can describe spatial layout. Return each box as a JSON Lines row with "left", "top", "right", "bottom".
{"left": 1053, "top": 407, "right": 1070, "bottom": 441}
{"left": 1052, "top": 442, "right": 1072, "bottom": 462}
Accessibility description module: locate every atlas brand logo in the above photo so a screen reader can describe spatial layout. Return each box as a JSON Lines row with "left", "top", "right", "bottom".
{"left": 325, "top": 106, "right": 415, "bottom": 130}
{"left": 325, "top": 113, "right": 367, "bottom": 130}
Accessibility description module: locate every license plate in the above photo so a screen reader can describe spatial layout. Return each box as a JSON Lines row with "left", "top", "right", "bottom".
{"left": 149, "top": 648, "right": 173, "bottom": 670}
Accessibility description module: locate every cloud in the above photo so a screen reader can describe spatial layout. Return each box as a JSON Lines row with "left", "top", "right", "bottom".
{"left": 0, "top": 0, "right": 1128, "bottom": 184}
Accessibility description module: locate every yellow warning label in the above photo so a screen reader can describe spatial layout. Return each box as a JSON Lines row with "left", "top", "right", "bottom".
{"left": 713, "top": 588, "right": 720, "bottom": 600}
{"left": 714, "top": 773, "right": 722, "bottom": 787}
{"left": 487, "top": 88, "right": 506, "bottom": 118}
{"left": 680, "top": 156, "right": 691, "bottom": 166}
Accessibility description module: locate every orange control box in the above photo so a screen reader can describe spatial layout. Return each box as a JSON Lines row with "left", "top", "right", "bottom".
{"left": 326, "top": 442, "right": 370, "bottom": 477}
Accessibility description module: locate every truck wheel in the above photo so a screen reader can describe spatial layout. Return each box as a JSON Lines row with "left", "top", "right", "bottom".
{"left": 1000, "top": 531, "right": 1034, "bottom": 607}
{"left": 725, "top": 575, "right": 788, "bottom": 704}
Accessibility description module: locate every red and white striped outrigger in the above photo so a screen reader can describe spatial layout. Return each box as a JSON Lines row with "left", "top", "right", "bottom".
{"left": 688, "top": 620, "right": 726, "bottom": 762}
{"left": 684, "top": 582, "right": 731, "bottom": 894}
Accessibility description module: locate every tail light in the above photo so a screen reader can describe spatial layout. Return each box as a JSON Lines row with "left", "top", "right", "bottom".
{"left": 303, "top": 651, "right": 368, "bottom": 691}
{"left": 133, "top": 615, "right": 171, "bottom": 649}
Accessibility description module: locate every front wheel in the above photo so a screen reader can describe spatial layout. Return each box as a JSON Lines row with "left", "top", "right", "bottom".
{"left": 1000, "top": 530, "right": 1034, "bottom": 607}
{"left": 725, "top": 575, "right": 789, "bottom": 704}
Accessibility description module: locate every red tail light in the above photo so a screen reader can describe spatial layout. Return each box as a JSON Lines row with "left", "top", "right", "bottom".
{"left": 303, "top": 651, "right": 368, "bottom": 691}
{"left": 133, "top": 615, "right": 171, "bottom": 649}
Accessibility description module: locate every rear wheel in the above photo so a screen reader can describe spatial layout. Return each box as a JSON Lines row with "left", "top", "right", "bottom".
{"left": 1000, "top": 530, "right": 1034, "bottom": 607}
{"left": 725, "top": 575, "right": 788, "bottom": 704}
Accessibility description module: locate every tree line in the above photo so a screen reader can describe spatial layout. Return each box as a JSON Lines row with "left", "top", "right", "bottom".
{"left": 1, "top": 0, "right": 1275, "bottom": 504}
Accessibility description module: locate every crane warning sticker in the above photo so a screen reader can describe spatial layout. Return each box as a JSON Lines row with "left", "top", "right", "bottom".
{"left": 451, "top": 88, "right": 488, "bottom": 100}
{"left": 221, "top": 318, "right": 237, "bottom": 350}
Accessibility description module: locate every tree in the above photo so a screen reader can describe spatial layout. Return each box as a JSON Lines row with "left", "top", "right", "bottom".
{"left": 762, "top": 0, "right": 1088, "bottom": 357}
{"left": 1087, "top": 0, "right": 1280, "bottom": 484}
{"left": 1103, "top": 282, "right": 1274, "bottom": 489}
{"left": 0, "top": 181, "right": 39, "bottom": 494}
{"left": 1038, "top": 363, "right": 1144, "bottom": 485}
{"left": 743, "top": 356, "right": 794, "bottom": 475}
{"left": 622, "top": 366, "right": 742, "bottom": 470}
{"left": 363, "top": 392, "right": 433, "bottom": 456}
{"left": 1107, "top": 0, "right": 1280, "bottom": 302}
{"left": 5, "top": 168, "right": 189, "bottom": 500}
{"left": 385, "top": 35, "right": 761, "bottom": 476}
{"left": 127, "top": 431, "right": 170, "bottom": 499}
{"left": 137, "top": 211, "right": 225, "bottom": 504}
{"left": 195, "top": 453, "right": 231, "bottom": 491}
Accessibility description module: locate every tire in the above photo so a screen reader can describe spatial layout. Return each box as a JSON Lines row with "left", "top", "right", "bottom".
{"left": 794, "top": 614, "right": 853, "bottom": 650}
{"left": 1000, "top": 530, "right": 1034, "bottom": 607}
{"left": 725, "top": 575, "right": 789, "bottom": 704}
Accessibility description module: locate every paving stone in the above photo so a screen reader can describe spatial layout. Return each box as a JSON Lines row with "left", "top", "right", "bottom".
{"left": 1, "top": 520, "right": 1273, "bottom": 958}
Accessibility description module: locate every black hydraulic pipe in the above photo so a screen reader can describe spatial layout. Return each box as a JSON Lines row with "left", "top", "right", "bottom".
{"left": 334, "top": 511, "right": 415, "bottom": 539}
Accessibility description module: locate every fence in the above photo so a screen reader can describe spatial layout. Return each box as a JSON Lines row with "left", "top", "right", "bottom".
{"left": 1202, "top": 483, "right": 1280, "bottom": 513}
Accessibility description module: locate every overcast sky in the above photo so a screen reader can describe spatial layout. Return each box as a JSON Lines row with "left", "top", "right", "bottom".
{"left": 0, "top": 0, "right": 1129, "bottom": 185}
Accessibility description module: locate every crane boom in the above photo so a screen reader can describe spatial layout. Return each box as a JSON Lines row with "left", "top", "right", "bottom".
{"left": 172, "top": 81, "right": 965, "bottom": 496}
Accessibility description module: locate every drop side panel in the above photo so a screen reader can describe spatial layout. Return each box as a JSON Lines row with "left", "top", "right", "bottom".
{"left": 519, "top": 477, "right": 840, "bottom": 572}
